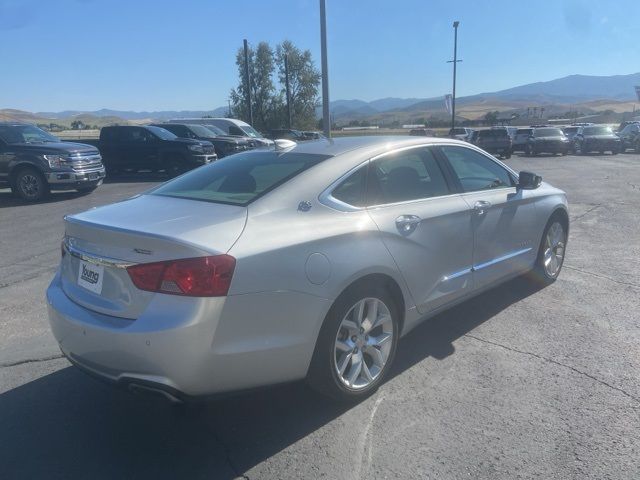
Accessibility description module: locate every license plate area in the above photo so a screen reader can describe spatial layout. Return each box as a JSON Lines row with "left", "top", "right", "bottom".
{"left": 77, "top": 260, "right": 104, "bottom": 294}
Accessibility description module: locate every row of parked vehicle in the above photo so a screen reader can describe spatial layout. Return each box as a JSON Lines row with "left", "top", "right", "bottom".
{"left": 0, "top": 118, "right": 329, "bottom": 201}
{"left": 449, "top": 121, "right": 640, "bottom": 158}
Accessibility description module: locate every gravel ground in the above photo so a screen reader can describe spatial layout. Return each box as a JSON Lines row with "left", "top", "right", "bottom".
{"left": 0, "top": 153, "right": 638, "bottom": 480}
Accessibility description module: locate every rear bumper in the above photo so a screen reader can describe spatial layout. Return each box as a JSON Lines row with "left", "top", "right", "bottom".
{"left": 46, "top": 272, "right": 329, "bottom": 396}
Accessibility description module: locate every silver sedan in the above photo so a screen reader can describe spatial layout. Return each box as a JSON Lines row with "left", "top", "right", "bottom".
{"left": 47, "top": 136, "right": 568, "bottom": 401}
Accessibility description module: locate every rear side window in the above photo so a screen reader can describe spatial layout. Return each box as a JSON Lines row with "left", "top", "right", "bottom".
{"left": 151, "top": 151, "right": 330, "bottom": 206}
{"left": 367, "top": 147, "right": 450, "bottom": 205}
{"left": 331, "top": 166, "right": 367, "bottom": 207}
{"left": 439, "top": 146, "right": 514, "bottom": 192}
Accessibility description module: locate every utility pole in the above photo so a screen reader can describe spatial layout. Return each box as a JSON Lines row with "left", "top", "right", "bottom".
{"left": 243, "top": 39, "right": 254, "bottom": 126}
{"left": 227, "top": 98, "right": 232, "bottom": 117}
{"left": 284, "top": 53, "right": 292, "bottom": 129}
{"left": 447, "top": 21, "right": 461, "bottom": 131}
{"left": 320, "top": 0, "right": 331, "bottom": 138}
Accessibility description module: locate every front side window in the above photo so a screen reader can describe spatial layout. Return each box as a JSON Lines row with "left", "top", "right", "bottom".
{"left": 367, "top": 147, "right": 450, "bottom": 205}
{"left": 151, "top": 151, "right": 330, "bottom": 206}
{"left": 439, "top": 146, "right": 514, "bottom": 193}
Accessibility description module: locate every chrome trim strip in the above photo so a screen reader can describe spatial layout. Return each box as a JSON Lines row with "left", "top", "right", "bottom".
{"left": 473, "top": 247, "right": 532, "bottom": 271}
{"left": 63, "top": 239, "right": 134, "bottom": 269}
{"left": 443, "top": 247, "right": 533, "bottom": 281}
{"left": 442, "top": 267, "right": 472, "bottom": 281}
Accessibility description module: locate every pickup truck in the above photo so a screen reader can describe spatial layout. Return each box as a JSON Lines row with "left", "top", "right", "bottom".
{"left": 0, "top": 122, "right": 105, "bottom": 201}
{"left": 470, "top": 129, "right": 512, "bottom": 159}
{"left": 150, "top": 123, "right": 252, "bottom": 158}
{"left": 86, "top": 125, "right": 216, "bottom": 176}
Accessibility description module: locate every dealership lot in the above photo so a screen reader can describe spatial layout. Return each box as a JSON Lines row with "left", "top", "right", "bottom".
{"left": 1, "top": 152, "right": 639, "bottom": 479}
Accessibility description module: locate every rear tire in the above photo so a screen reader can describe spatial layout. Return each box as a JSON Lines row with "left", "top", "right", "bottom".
{"left": 307, "top": 283, "right": 399, "bottom": 402}
{"left": 12, "top": 167, "right": 49, "bottom": 202}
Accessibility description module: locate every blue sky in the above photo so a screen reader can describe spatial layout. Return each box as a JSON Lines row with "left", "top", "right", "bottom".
{"left": 1, "top": 0, "right": 639, "bottom": 112}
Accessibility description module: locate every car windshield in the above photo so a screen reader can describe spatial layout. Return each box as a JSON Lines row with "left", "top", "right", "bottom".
{"left": 583, "top": 126, "right": 613, "bottom": 135}
{"left": 150, "top": 151, "right": 331, "bottom": 206}
{"left": 188, "top": 124, "right": 217, "bottom": 137}
{"left": 204, "top": 124, "right": 226, "bottom": 135}
{"left": 0, "top": 125, "right": 59, "bottom": 144}
{"left": 478, "top": 130, "right": 507, "bottom": 138}
{"left": 242, "top": 125, "right": 263, "bottom": 138}
{"left": 535, "top": 128, "right": 563, "bottom": 137}
{"left": 146, "top": 126, "right": 177, "bottom": 140}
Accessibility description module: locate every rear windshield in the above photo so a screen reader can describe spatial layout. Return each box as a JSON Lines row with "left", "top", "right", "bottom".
{"left": 534, "top": 128, "right": 563, "bottom": 137}
{"left": 150, "top": 151, "right": 331, "bottom": 206}
{"left": 563, "top": 127, "right": 578, "bottom": 134}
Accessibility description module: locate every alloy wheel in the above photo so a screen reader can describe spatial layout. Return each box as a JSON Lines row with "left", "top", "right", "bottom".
{"left": 543, "top": 221, "right": 566, "bottom": 277}
{"left": 334, "top": 297, "right": 393, "bottom": 390}
{"left": 19, "top": 173, "right": 41, "bottom": 199}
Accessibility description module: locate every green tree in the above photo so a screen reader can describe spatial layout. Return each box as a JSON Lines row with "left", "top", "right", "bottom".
{"left": 230, "top": 41, "right": 280, "bottom": 131}
{"left": 483, "top": 111, "right": 499, "bottom": 125}
{"left": 70, "top": 120, "right": 85, "bottom": 130}
{"left": 275, "top": 40, "right": 321, "bottom": 130}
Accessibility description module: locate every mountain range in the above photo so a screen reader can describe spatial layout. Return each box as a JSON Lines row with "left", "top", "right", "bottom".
{"left": 3, "top": 72, "right": 639, "bottom": 127}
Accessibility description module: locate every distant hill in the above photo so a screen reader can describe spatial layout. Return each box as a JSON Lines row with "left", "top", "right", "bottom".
{"left": 5, "top": 72, "right": 639, "bottom": 128}
{"left": 36, "top": 107, "right": 230, "bottom": 121}
{"left": 480, "top": 73, "right": 640, "bottom": 102}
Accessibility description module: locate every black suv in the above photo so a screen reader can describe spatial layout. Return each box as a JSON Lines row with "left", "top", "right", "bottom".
{"left": 525, "top": 127, "right": 570, "bottom": 156}
{"left": 0, "top": 122, "right": 105, "bottom": 201}
{"left": 97, "top": 126, "right": 216, "bottom": 175}
{"left": 573, "top": 125, "right": 621, "bottom": 155}
{"left": 150, "top": 123, "right": 251, "bottom": 158}
{"left": 471, "top": 129, "right": 512, "bottom": 159}
{"left": 617, "top": 123, "right": 640, "bottom": 153}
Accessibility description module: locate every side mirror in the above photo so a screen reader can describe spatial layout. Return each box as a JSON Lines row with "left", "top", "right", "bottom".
{"left": 518, "top": 171, "right": 542, "bottom": 190}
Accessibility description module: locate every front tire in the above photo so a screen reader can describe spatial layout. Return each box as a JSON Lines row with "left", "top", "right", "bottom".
{"left": 307, "top": 283, "right": 399, "bottom": 401}
{"left": 526, "top": 144, "right": 536, "bottom": 156}
{"left": 12, "top": 168, "right": 50, "bottom": 202}
{"left": 532, "top": 216, "right": 567, "bottom": 285}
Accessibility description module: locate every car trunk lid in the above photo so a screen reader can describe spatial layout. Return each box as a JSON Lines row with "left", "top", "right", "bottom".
{"left": 60, "top": 194, "right": 247, "bottom": 319}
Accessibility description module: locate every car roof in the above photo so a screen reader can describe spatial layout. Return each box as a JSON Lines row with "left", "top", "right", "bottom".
{"left": 278, "top": 135, "right": 466, "bottom": 157}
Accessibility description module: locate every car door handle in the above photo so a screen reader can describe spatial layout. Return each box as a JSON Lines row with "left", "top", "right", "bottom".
{"left": 473, "top": 200, "right": 492, "bottom": 215}
{"left": 395, "top": 215, "right": 421, "bottom": 234}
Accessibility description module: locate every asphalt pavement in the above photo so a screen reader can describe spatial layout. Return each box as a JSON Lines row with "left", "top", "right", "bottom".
{"left": 1, "top": 153, "right": 639, "bottom": 479}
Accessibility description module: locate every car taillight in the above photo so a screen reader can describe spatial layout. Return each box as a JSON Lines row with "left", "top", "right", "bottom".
{"left": 127, "top": 255, "right": 235, "bottom": 297}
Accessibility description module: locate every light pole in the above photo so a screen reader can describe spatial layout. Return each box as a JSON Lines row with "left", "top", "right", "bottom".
{"left": 284, "top": 53, "right": 292, "bottom": 129}
{"left": 320, "top": 0, "right": 331, "bottom": 138}
{"left": 243, "top": 39, "right": 254, "bottom": 126}
{"left": 447, "top": 21, "right": 461, "bottom": 131}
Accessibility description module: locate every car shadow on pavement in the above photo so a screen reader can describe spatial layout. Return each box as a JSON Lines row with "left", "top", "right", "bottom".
{"left": 0, "top": 276, "right": 543, "bottom": 479}
{"left": 103, "top": 172, "right": 170, "bottom": 184}
{"left": 0, "top": 189, "right": 95, "bottom": 208}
